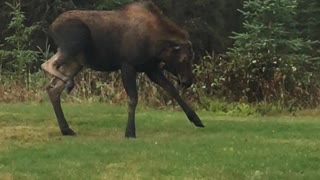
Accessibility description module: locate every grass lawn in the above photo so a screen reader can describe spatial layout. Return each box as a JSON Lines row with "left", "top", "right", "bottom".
{"left": 0, "top": 103, "right": 320, "bottom": 179}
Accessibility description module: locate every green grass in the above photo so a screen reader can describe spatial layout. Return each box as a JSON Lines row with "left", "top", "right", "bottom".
{"left": 0, "top": 103, "right": 320, "bottom": 180}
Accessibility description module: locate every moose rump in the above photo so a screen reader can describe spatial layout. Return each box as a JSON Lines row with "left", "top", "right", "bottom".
{"left": 42, "top": 1, "right": 204, "bottom": 138}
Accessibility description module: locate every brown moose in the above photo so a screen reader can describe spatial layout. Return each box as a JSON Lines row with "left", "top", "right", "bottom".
{"left": 41, "top": 0, "right": 204, "bottom": 138}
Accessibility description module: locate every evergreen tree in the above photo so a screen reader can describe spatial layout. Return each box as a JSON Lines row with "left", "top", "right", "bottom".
{"left": 296, "top": 0, "right": 320, "bottom": 54}
{"left": 227, "top": 0, "right": 320, "bottom": 106}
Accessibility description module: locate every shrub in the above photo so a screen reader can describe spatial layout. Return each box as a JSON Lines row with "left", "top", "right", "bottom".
{"left": 225, "top": 0, "right": 320, "bottom": 108}
{"left": 0, "top": 2, "right": 39, "bottom": 83}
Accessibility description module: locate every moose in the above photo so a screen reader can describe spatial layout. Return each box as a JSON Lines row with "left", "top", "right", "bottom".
{"left": 41, "top": 0, "right": 204, "bottom": 138}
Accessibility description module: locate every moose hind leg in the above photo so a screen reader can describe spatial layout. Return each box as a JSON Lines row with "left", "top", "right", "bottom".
{"left": 59, "top": 60, "right": 83, "bottom": 94}
{"left": 47, "top": 77, "right": 76, "bottom": 135}
{"left": 41, "top": 50, "right": 71, "bottom": 83}
{"left": 46, "top": 61, "right": 83, "bottom": 135}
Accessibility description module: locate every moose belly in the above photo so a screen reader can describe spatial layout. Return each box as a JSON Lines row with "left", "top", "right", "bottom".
{"left": 85, "top": 58, "right": 120, "bottom": 72}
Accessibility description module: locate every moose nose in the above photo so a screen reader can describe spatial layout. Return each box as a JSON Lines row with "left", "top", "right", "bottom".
{"left": 181, "top": 80, "right": 192, "bottom": 88}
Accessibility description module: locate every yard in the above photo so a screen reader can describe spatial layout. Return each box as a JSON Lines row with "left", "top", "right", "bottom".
{"left": 0, "top": 103, "right": 319, "bottom": 179}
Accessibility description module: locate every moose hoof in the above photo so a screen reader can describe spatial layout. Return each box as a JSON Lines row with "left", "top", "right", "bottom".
{"left": 193, "top": 121, "right": 205, "bottom": 128}
{"left": 61, "top": 128, "right": 77, "bottom": 136}
{"left": 125, "top": 132, "right": 136, "bottom": 138}
{"left": 188, "top": 113, "right": 205, "bottom": 128}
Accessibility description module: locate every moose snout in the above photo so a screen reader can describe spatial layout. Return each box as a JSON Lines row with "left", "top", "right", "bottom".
{"left": 178, "top": 75, "right": 193, "bottom": 88}
{"left": 181, "top": 80, "right": 192, "bottom": 88}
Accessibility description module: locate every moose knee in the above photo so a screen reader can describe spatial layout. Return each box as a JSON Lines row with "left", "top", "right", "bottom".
{"left": 46, "top": 79, "right": 65, "bottom": 98}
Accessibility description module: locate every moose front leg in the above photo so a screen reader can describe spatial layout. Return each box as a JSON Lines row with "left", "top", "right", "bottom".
{"left": 121, "top": 64, "right": 138, "bottom": 138}
{"left": 146, "top": 70, "right": 204, "bottom": 127}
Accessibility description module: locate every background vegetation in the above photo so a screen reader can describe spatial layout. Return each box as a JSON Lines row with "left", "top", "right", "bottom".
{"left": 0, "top": 0, "right": 319, "bottom": 114}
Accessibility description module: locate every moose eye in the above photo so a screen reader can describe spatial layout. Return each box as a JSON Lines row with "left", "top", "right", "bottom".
{"left": 173, "top": 46, "right": 181, "bottom": 51}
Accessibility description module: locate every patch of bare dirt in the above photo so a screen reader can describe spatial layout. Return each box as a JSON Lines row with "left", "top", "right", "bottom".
{"left": 0, "top": 125, "right": 57, "bottom": 149}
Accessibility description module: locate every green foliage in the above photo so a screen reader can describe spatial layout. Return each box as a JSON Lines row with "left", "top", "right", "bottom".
{"left": 0, "top": 2, "right": 38, "bottom": 75}
{"left": 231, "top": 0, "right": 314, "bottom": 55}
{"left": 296, "top": 0, "right": 320, "bottom": 55}
{"left": 226, "top": 0, "right": 320, "bottom": 108}
{"left": 297, "top": 0, "right": 320, "bottom": 41}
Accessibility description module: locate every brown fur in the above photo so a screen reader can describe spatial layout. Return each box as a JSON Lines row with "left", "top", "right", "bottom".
{"left": 41, "top": 1, "right": 203, "bottom": 138}
{"left": 47, "top": 1, "right": 191, "bottom": 71}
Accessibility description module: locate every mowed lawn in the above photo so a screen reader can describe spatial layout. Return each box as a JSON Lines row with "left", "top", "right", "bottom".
{"left": 0, "top": 103, "right": 320, "bottom": 180}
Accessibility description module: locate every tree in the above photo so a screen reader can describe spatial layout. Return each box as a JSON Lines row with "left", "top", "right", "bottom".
{"left": 226, "top": 0, "right": 320, "bottom": 107}
{"left": 296, "top": 0, "right": 320, "bottom": 55}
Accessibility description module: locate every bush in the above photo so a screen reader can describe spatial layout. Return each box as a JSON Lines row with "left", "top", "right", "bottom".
{"left": 0, "top": 2, "right": 39, "bottom": 81}
{"left": 225, "top": 0, "right": 320, "bottom": 108}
